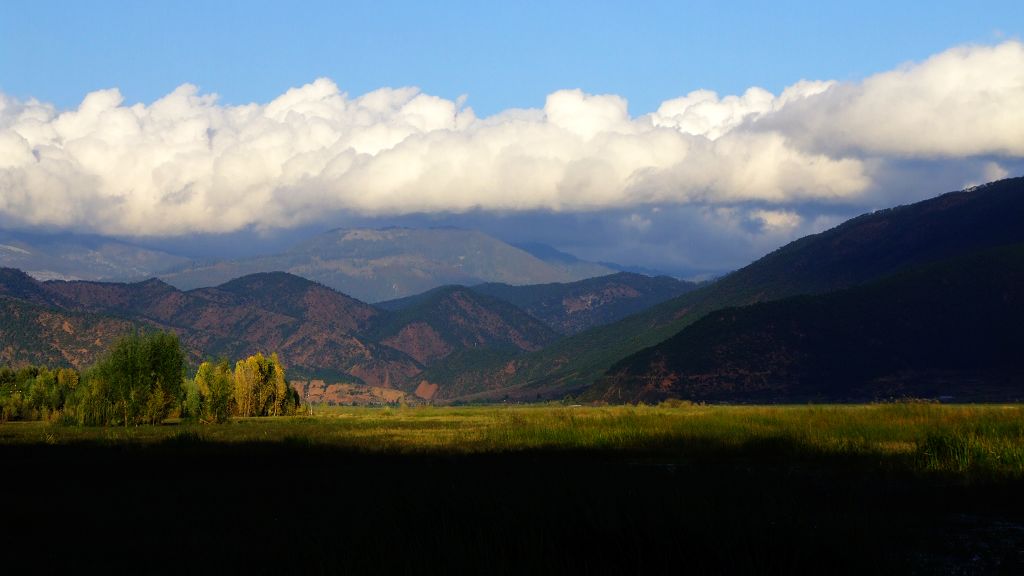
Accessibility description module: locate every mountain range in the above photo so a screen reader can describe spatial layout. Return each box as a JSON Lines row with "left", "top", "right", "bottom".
{"left": 0, "top": 267, "right": 693, "bottom": 401}
{"left": 596, "top": 244, "right": 1024, "bottom": 402}
{"left": 1, "top": 227, "right": 625, "bottom": 303}
{"left": 584, "top": 177, "right": 1024, "bottom": 403}
{"left": 2, "top": 177, "right": 1021, "bottom": 403}
{"left": 414, "top": 177, "right": 1024, "bottom": 402}
{"left": 158, "top": 228, "right": 616, "bottom": 301}
{"left": 381, "top": 272, "right": 697, "bottom": 336}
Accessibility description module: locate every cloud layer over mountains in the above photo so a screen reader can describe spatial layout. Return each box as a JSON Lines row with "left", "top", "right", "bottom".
{"left": 1, "top": 42, "right": 1021, "bottom": 241}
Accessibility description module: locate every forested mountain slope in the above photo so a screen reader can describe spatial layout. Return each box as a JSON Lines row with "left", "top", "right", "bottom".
{"left": 594, "top": 244, "right": 1024, "bottom": 402}
{"left": 0, "top": 270, "right": 562, "bottom": 391}
{"left": 423, "top": 177, "right": 1024, "bottom": 402}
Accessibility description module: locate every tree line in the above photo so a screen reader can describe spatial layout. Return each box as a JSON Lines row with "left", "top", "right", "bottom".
{"left": 0, "top": 331, "right": 300, "bottom": 425}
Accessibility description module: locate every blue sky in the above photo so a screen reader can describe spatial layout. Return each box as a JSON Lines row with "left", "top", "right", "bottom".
{"left": 1, "top": 1, "right": 1022, "bottom": 273}
{"left": 2, "top": 0, "right": 1017, "bottom": 115}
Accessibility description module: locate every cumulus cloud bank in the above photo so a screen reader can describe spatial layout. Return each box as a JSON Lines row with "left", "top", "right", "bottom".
{"left": 0, "top": 41, "right": 1021, "bottom": 236}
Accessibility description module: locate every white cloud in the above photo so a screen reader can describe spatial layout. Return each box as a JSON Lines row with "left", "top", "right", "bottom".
{"left": 764, "top": 42, "right": 1024, "bottom": 157}
{"left": 960, "top": 160, "right": 1012, "bottom": 190}
{"left": 749, "top": 209, "right": 802, "bottom": 233}
{"left": 980, "top": 161, "right": 1010, "bottom": 183}
{"left": 0, "top": 41, "right": 1022, "bottom": 236}
{"left": 648, "top": 80, "right": 835, "bottom": 140}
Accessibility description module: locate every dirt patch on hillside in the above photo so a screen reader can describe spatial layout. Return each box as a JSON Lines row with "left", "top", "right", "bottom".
{"left": 292, "top": 379, "right": 408, "bottom": 405}
{"left": 382, "top": 322, "right": 452, "bottom": 364}
{"left": 414, "top": 380, "right": 439, "bottom": 400}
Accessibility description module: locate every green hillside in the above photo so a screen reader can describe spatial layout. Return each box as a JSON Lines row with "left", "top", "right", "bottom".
{"left": 594, "top": 244, "right": 1024, "bottom": 402}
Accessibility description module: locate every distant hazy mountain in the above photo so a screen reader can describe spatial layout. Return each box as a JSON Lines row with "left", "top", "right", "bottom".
{"left": 160, "top": 228, "right": 616, "bottom": 302}
{"left": 511, "top": 242, "right": 619, "bottom": 279}
{"left": 0, "top": 231, "right": 189, "bottom": 282}
{"left": 597, "top": 244, "right": 1024, "bottom": 403}
{"left": 422, "top": 177, "right": 1024, "bottom": 402}
{"left": 512, "top": 241, "right": 716, "bottom": 279}
{"left": 1, "top": 226, "right": 630, "bottom": 304}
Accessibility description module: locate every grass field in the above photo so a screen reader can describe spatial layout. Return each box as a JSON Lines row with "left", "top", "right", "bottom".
{"left": 2, "top": 403, "right": 1023, "bottom": 574}
{"left": 3, "top": 403, "right": 1023, "bottom": 478}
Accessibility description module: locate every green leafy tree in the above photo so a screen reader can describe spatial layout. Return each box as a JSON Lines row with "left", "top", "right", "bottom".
{"left": 27, "top": 367, "right": 58, "bottom": 420}
{"left": 56, "top": 368, "right": 79, "bottom": 405}
{"left": 189, "top": 360, "right": 234, "bottom": 422}
{"left": 182, "top": 377, "right": 202, "bottom": 420}
{"left": 145, "top": 384, "right": 167, "bottom": 425}
{"left": 206, "top": 360, "right": 235, "bottom": 422}
{"left": 0, "top": 366, "right": 15, "bottom": 389}
{"left": 87, "top": 331, "right": 186, "bottom": 426}
{"left": 75, "top": 376, "right": 112, "bottom": 426}
{"left": 0, "top": 391, "right": 23, "bottom": 423}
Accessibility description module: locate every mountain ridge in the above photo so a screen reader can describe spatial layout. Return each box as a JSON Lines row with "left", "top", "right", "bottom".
{"left": 0, "top": 264, "right": 704, "bottom": 394}
{"left": 0, "top": 232, "right": 189, "bottom": 282}
{"left": 379, "top": 272, "right": 697, "bottom": 335}
{"left": 422, "top": 177, "right": 1024, "bottom": 402}
{"left": 593, "top": 243, "right": 1024, "bottom": 402}
{"left": 159, "top": 227, "right": 617, "bottom": 302}
{"left": 469, "top": 272, "right": 698, "bottom": 335}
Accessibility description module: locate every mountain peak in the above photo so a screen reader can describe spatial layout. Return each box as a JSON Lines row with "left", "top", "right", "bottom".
{"left": 217, "top": 271, "right": 319, "bottom": 292}
{"left": 161, "top": 226, "right": 616, "bottom": 301}
{"left": 512, "top": 242, "right": 584, "bottom": 265}
{"left": 0, "top": 267, "right": 55, "bottom": 304}
{"left": 135, "top": 277, "right": 174, "bottom": 290}
{"left": 0, "top": 266, "right": 37, "bottom": 283}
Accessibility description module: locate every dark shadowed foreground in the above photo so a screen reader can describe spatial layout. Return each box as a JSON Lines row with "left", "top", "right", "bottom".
{"left": 2, "top": 405, "right": 1023, "bottom": 575}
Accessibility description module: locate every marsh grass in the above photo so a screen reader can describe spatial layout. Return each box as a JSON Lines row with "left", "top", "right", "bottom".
{"left": 3, "top": 403, "right": 1022, "bottom": 478}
